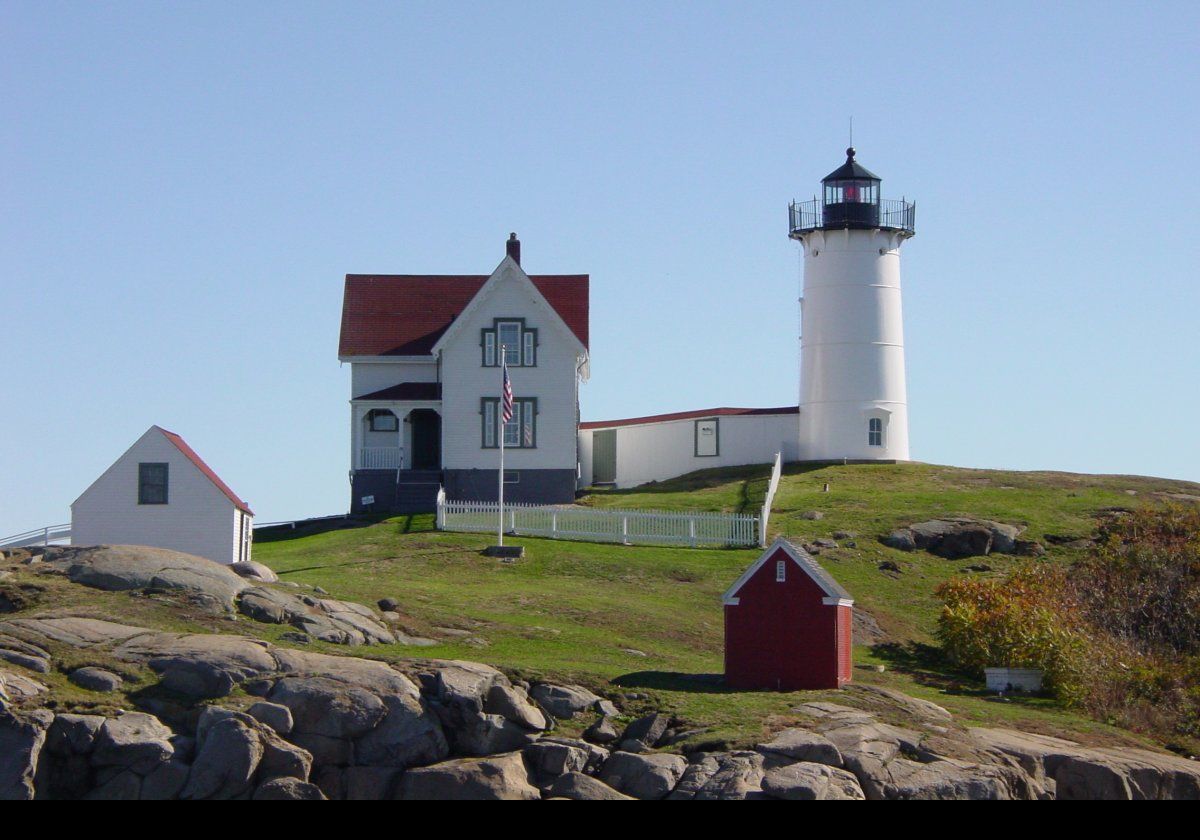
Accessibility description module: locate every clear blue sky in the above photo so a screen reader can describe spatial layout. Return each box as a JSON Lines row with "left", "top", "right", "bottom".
{"left": 3, "top": 1, "right": 1198, "bottom": 532}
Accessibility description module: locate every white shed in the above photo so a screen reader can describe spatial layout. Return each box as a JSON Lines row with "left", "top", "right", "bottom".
{"left": 71, "top": 426, "right": 254, "bottom": 565}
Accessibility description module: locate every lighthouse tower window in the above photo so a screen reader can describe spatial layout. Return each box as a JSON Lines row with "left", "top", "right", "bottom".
{"left": 868, "top": 417, "right": 884, "bottom": 447}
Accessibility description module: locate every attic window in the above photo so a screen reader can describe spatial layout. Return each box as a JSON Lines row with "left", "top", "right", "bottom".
{"left": 482, "top": 319, "right": 537, "bottom": 367}
{"left": 138, "top": 462, "right": 169, "bottom": 505}
{"left": 776, "top": 560, "right": 786, "bottom": 582}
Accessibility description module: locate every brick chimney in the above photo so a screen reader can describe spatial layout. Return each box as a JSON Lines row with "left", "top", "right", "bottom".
{"left": 506, "top": 232, "right": 521, "bottom": 265}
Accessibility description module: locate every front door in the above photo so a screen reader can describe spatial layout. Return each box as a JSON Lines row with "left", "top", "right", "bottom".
{"left": 410, "top": 409, "right": 441, "bottom": 470}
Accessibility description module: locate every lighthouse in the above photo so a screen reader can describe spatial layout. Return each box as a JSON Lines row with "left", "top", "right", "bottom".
{"left": 789, "top": 148, "right": 915, "bottom": 461}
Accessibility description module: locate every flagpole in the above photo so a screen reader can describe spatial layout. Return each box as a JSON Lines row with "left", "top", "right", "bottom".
{"left": 498, "top": 347, "right": 505, "bottom": 547}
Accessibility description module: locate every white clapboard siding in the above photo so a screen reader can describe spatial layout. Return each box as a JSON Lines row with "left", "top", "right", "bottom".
{"left": 579, "top": 412, "right": 799, "bottom": 489}
{"left": 440, "top": 262, "right": 582, "bottom": 471}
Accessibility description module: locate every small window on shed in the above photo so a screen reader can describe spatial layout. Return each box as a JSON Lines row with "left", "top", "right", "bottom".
{"left": 138, "top": 462, "right": 169, "bottom": 505}
{"left": 776, "top": 560, "right": 786, "bottom": 582}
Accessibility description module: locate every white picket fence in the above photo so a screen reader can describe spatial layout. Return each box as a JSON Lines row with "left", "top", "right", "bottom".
{"left": 759, "top": 451, "right": 783, "bottom": 547}
{"left": 437, "top": 489, "right": 760, "bottom": 548}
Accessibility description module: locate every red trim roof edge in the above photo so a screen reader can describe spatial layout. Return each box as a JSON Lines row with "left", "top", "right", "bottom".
{"left": 156, "top": 427, "right": 254, "bottom": 515}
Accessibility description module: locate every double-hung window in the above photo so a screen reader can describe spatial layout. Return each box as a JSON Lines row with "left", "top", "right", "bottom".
{"left": 482, "top": 319, "right": 537, "bottom": 367}
{"left": 482, "top": 397, "right": 537, "bottom": 448}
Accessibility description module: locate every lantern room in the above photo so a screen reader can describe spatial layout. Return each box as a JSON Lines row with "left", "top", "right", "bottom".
{"left": 821, "top": 147, "right": 880, "bottom": 227}
{"left": 789, "top": 147, "right": 915, "bottom": 238}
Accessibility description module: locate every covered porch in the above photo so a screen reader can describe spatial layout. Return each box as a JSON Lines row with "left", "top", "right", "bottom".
{"left": 350, "top": 399, "right": 442, "bottom": 473}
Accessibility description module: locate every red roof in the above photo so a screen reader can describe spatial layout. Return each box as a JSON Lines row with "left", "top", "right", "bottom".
{"left": 338, "top": 274, "right": 589, "bottom": 357}
{"left": 157, "top": 427, "right": 254, "bottom": 515}
{"left": 580, "top": 406, "right": 798, "bottom": 431}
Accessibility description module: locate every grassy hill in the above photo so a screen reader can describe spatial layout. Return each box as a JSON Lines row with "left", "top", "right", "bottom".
{"left": 254, "top": 462, "right": 1200, "bottom": 751}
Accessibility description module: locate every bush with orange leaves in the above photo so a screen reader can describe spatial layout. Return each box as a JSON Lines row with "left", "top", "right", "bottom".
{"left": 936, "top": 563, "right": 1088, "bottom": 703}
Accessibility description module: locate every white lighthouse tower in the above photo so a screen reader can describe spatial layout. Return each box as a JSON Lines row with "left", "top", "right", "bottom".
{"left": 790, "top": 148, "right": 915, "bottom": 461}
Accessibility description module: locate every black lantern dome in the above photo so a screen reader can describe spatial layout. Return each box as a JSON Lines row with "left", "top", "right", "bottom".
{"left": 789, "top": 148, "right": 914, "bottom": 239}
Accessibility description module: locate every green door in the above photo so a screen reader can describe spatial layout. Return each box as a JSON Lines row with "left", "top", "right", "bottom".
{"left": 592, "top": 430, "right": 616, "bottom": 484}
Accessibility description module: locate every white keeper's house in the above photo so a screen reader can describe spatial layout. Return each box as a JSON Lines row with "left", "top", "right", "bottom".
{"left": 71, "top": 425, "right": 255, "bottom": 565}
{"left": 338, "top": 235, "right": 590, "bottom": 512}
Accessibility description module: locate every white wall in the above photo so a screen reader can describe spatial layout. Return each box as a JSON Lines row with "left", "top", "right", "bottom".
{"left": 440, "top": 259, "right": 583, "bottom": 472}
{"left": 351, "top": 359, "right": 437, "bottom": 398}
{"left": 71, "top": 428, "right": 243, "bottom": 564}
{"left": 579, "top": 412, "right": 799, "bottom": 489}
{"left": 797, "top": 226, "right": 910, "bottom": 460}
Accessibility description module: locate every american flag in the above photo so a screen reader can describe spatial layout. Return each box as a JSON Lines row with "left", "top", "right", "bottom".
{"left": 501, "top": 361, "right": 514, "bottom": 424}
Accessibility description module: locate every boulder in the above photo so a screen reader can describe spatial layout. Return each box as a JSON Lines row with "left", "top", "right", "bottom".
{"left": 845, "top": 684, "right": 953, "bottom": 725}
{"left": 618, "top": 712, "right": 670, "bottom": 752}
{"left": 91, "top": 712, "right": 175, "bottom": 774}
{"left": 182, "top": 707, "right": 312, "bottom": 800}
{"left": 668, "top": 751, "right": 764, "bottom": 800}
{"left": 398, "top": 751, "right": 540, "bottom": 800}
{"left": 970, "top": 727, "right": 1200, "bottom": 800}
{"left": 755, "top": 728, "right": 843, "bottom": 767}
{"left": 584, "top": 716, "right": 619, "bottom": 745}
{"left": 45, "top": 713, "right": 105, "bottom": 756}
{"left": 0, "top": 647, "right": 50, "bottom": 674}
{"left": 247, "top": 701, "right": 294, "bottom": 735}
{"left": 525, "top": 737, "right": 609, "bottom": 786}
{"left": 115, "top": 633, "right": 279, "bottom": 699}
{"left": 484, "top": 682, "right": 548, "bottom": 731}
{"left": 269, "top": 676, "right": 387, "bottom": 741}
{"left": 882, "top": 519, "right": 1027, "bottom": 560}
{"left": 599, "top": 751, "right": 688, "bottom": 800}
{"left": 85, "top": 768, "right": 142, "bottom": 800}
{"left": 238, "top": 586, "right": 395, "bottom": 646}
{"left": 0, "top": 705, "right": 52, "bottom": 800}
{"left": 253, "top": 776, "right": 327, "bottom": 800}
{"left": 40, "top": 545, "right": 248, "bottom": 611}
{"left": 1, "top": 616, "right": 151, "bottom": 649}
{"left": 69, "top": 666, "right": 123, "bottom": 693}
{"left": 342, "top": 766, "right": 402, "bottom": 800}
{"left": 548, "top": 771, "right": 634, "bottom": 800}
{"left": 0, "top": 667, "right": 47, "bottom": 701}
{"left": 230, "top": 561, "right": 278, "bottom": 583}
{"left": 761, "top": 762, "right": 866, "bottom": 800}
{"left": 141, "top": 758, "right": 191, "bottom": 800}
{"left": 378, "top": 598, "right": 400, "bottom": 612}
{"left": 529, "top": 682, "right": 602, "bottom": 719}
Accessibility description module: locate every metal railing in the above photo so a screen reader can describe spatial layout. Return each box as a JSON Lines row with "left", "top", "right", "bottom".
{"left": 437, "top": 489, "right": 760, "bottom": 548}
{"left": 359, "top": 446, "right": 403, "bottom": 469}
{"left": 0, "top": 523, "right": 72, "bottom": 549}
{"left": 789, "top": 198, "right": 915, "bottom": 236}
{"left": 760, "top": 451, "right": 783, "bottom": 547}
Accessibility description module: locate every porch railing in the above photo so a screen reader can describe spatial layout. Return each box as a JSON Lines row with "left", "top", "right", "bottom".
{"left": 437, "top": 492, "right": 760, "bottom": 548}
{"left": 358, "top": 446, "right": 403, "bottom": 469}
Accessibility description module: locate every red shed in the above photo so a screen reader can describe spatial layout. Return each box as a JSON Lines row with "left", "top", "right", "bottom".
{"left": 723, "top": 537, "right": 854, "bottom": 691}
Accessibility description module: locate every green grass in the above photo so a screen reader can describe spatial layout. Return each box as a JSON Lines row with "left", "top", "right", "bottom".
{"left": 251, "top": 462, "right": 1200, "bottom": 751}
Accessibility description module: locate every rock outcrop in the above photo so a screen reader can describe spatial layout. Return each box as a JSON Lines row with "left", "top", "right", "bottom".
{"left": 3, "top": 545, "right": 1198, "bottom": 800}
{"left": 881, "top": 519, "right": 1027, "bottom": 559}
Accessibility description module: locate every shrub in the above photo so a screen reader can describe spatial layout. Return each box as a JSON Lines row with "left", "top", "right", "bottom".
{"left": 936, "top": 564, "right": 1086, "bottom": 701}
